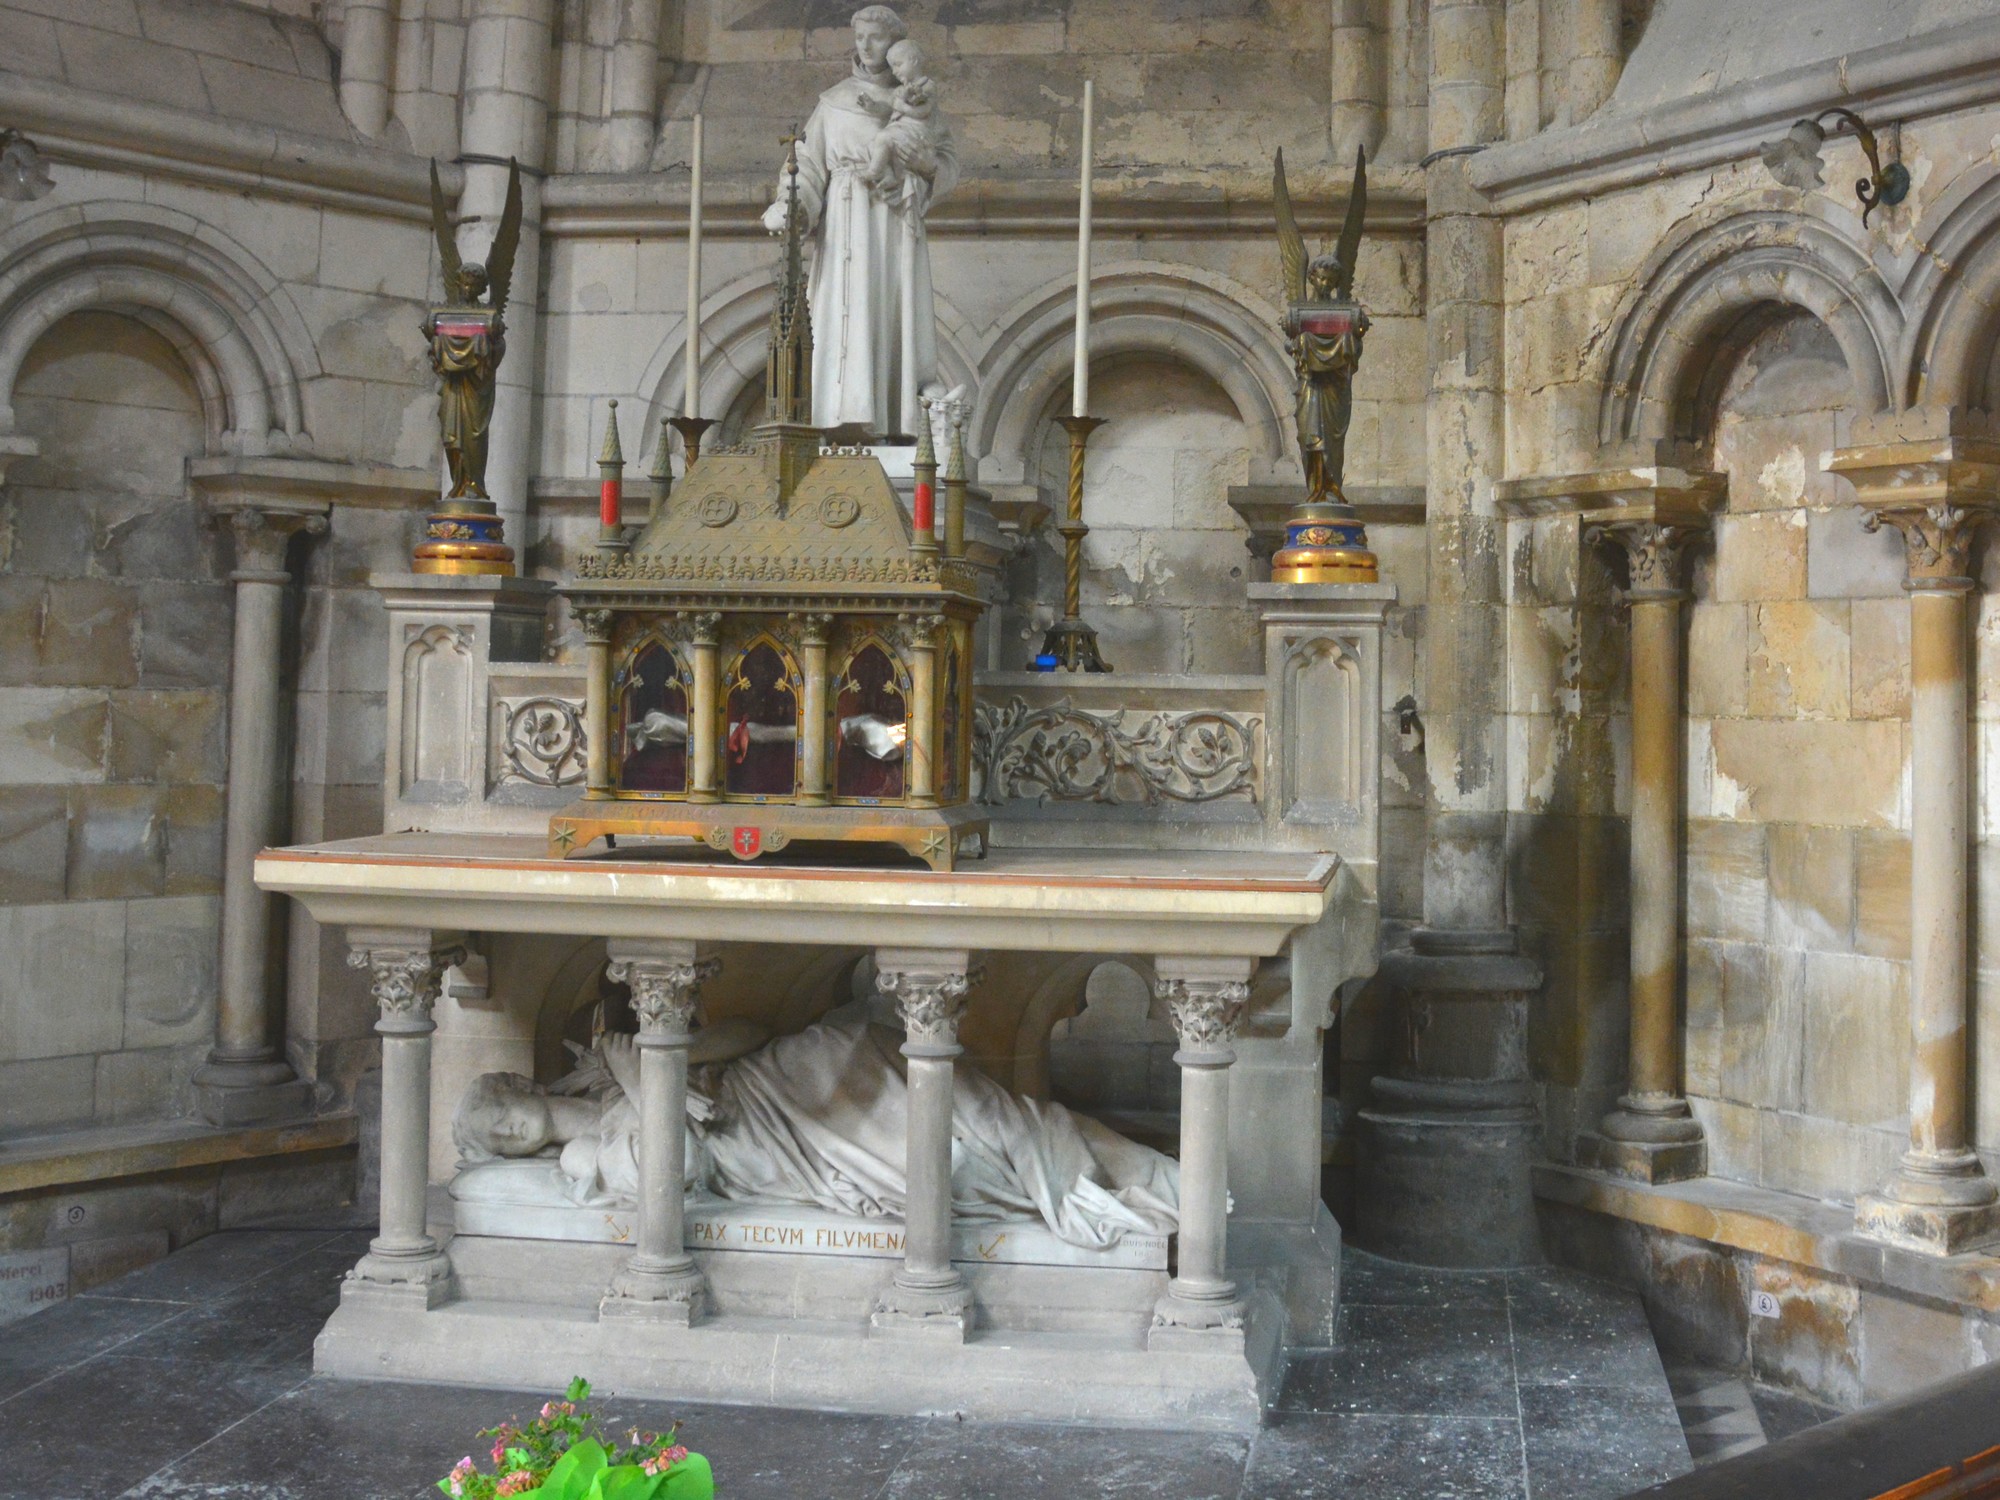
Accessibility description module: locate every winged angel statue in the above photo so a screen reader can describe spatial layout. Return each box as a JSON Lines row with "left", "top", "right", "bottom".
{"left": 1274, "top": 147, "right": 1369, "bottom": 505}
{"left": 425, "top": 160, "right": 523, "bottom": 499}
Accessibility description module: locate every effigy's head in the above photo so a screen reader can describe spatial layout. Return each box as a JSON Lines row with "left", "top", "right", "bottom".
{"left": 453, "top": 1071, "right": 554, "bottom": 1161}
{"left": 449, "top": 261, "right": 490, "bottom": 305}
{"left": 852, "top": 5, "right": 907, "bottom": 69}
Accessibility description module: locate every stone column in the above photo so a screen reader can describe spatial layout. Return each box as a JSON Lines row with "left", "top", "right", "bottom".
{"left": 1362, "top": 0, "right": 1545, "bottom": 1268}
{"left": 194, "top": 501, "right": 327, "bottom": 1126}
{"left": 687, "top": 612, "right": 721, "bottom": 803}
{"left": 345, "top": 928, "right": 464, "bottom": 1305}
{"left": 1852, "top": 500, "right": 2000, "bottom": 1253}
{"left": 337, "top": 0, "right": 395, "bottom": 137}
{"left": 1584, "top": 520, "right": 1707, "bottom": 1181}
{"left": 602, "top": 940, "right": 721, "bottom": 1323}
{"left": 797, "top": 613, "right": 832, "bottom": 806}
{"left": 1567, "top": 0, "right": 1624, "bottom": 119}
{"left": 904, "top": 614, "right": 942, "bottom": 808}
{"left": 871, "top": 949, "right": 981, "bottom": 1340}
{"left": 604, "top": 0, "right": 663, "bottom": 172}
{"left": 1149, "top": 957, "right": 1253, "bottom": 1345}
{"left": 581, "top": 607, "right": 612, "bottom": 796}
{"left": 459, "top": 0, "right": 555, "bottom": 551}
{"left": 1331, "top": 0, "right": 1387, "bottom": 161}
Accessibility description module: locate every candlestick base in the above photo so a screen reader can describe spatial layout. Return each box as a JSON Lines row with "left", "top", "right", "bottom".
{"left": 596, "top": 522, "right": 631, "bottom": 552}
{"left": 1269, "top": 499, "right": 1378, "bottom": 584}
{"left": 1037, "top": 615, "right": 1113, "bottom": 673}
{"left": 668, "top": 416, "right": 717, "bottom": 469}
{"left": 412, "top": 496, "right": 515, "bottom": 577}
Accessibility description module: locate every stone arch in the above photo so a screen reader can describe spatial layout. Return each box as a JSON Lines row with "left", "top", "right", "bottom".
{"left": 635, "top": 271, "right": 980, "bottom": 460}
{"left": 0, "top": 203, "right": 316, "bottom": 454}
{"left": 974, "top": 263, "right": 1294, "bottom": 486}
{"left": 1901, "top": 163, "right": 2000, "bottom": 411}
{"left": 1005, "top": 952, "right": 1161, "bottom": 1100}
{"left": 1597, "top": 202, "right": 1901, "bottom": 452}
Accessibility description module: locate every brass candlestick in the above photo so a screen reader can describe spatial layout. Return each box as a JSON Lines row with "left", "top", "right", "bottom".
{"left": 668, "top": 414, "right": 715, "bottom": 469}
{"left": 1036, "top": 414, "right": 1111, "bottom": 672}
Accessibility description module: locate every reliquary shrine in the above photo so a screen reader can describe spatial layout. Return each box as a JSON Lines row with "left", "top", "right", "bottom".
{"left": 555, "top": 420, "right": 986, "bottom": 871}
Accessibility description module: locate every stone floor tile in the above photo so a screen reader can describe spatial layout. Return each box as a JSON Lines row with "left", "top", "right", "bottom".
{"left": 1242, "top": 1412, "right": 1528, "bottom": 1500}
{"left": 1508, "top": 1270, "right": 1669, "bottom": 1388}
{"left": 77, "top": 1229, "right": 341, "bottom": 1305}
{"left": 1518, "top": 1382, "right": 1693, "bottom": 1499}
{"left": 622, "top": 1400, "right": 927, "bottom": 1500}
{"left": 1276, "top": 1302, "right": 1516, "bottom": 1417}
{"left": 0, "top": 1355, "right": 305, "bottom": 1500}
{"left": 1339, "top": 1248, "right": 1510, "bottom": 1308}
{"left": 120, "top": 1376, "right": 524, "bottom": 1500}
{"left": 879, "top": 1420, "right": 1249, "bottom": 1500}
{"left": 0, "top": 1294, "right": 185, "bottom": 1401}
{"left": 1747, "top": 1380, "right": 1838, "bottom": 1443}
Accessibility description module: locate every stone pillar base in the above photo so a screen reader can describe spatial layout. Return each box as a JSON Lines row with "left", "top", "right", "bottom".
{"left": 1580, "top": 1133, "right": 1706, "bottom": 1185}
{"left": 1147, "top": 1281, "right": 1246, "bottom": 1351}
{"left": 344, "top": 1250, "right": 454, "bottom": 1309}
{"left": 193, "top": 1071, "right": 313, "bottom": 1127}
{"left": 601, "top": 1258, "right": 709, "bottom": 1325}
{"left": 870, "top": 1276, "right": 973, "bottom": 1342}
{"left": 1855, "top": 1193, "right": 2000, "bottom": 1256}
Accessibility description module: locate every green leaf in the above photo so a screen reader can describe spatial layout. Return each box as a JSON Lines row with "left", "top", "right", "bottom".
{"left": 566, "top": 1376, "right": 592, "bottom": 1403}
{"left": 537, "top": 1437, "right": 608, "bottom": 1500}
{"left": 589, "top": 1464, "right": 667, "bottom": 1500}
{"left": 661, "top": 1454, "right": 714, "bottom": 1500}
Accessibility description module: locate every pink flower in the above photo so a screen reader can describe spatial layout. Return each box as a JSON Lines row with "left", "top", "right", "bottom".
{"left": 642, "top": 1446, "right": 690, "bottom": 1475}
{"left": 497, "top": 1470, "right": 538, "bottom": 1496}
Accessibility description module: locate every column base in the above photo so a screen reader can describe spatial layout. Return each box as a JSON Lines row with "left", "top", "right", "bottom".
{"left": 600, "top": 1257, "right": 709, "bottom": 1325}
{"left": 344, "top": 1246, "right": 454, "bottom": 1309}
{"left": 1856, "top": 1152, "right": 2000, "bottom": 1255}
{"left": 192, "top": 1056, "right": 311, "bottom": 1126}
{"left": 870, "top": 1272, "right": 973, "bottom": 1342}
{"left": 1147, "top": 1279, "right": 1246, "bottom": 1351}
{"left": 1580, "top": 1133, "right": 1707, "bottom": 1185}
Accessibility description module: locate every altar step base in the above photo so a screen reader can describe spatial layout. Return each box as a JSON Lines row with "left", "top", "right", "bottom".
{"left": 314, "top": 1293, "right": 1282, "bottom": 1431}
{"left": 312, "top": 1215, "right": 1341, "bottom": 1431}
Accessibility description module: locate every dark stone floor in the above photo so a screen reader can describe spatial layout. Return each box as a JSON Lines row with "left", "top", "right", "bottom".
{"left": 0, "top": 1228, "right": 1697, "bottom": 1499}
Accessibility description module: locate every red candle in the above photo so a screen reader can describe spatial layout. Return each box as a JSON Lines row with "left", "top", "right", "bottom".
{"left": 913, "top": 480, "right": 935, "bottom": 535}
{"left": 599, "top": 473, "right": 622, "bottom": 529}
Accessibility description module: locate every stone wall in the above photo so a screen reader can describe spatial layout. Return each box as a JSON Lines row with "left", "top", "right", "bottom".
{"left": 0, "top": 311, "right": 226, "bottom": 1133}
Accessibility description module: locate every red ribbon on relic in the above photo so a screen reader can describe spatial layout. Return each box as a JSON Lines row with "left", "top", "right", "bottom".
{"left": 913, "top": 480, "right": 935, "bottom": 535}
{"left": 599, "top": 473, "right": 622, "bottom": 529}
{"left": 433, "top": 315, "right": 489, "bottom": 338}
{"left": 1296, "top": 308, "right": 1359, "bottom": 337}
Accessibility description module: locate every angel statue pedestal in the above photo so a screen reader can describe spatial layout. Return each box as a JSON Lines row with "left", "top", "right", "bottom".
{"left": 414, "top": 158, "right": 524, "bottom": 578}
{"left": 1270, "top": 147, "right": 1378, "bottom": 585}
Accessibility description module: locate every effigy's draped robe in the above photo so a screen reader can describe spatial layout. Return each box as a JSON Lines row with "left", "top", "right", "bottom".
{"left": 429, "top": 315, "right": 503, "bottom": 496}
{"left": 785, "top": 77, "right": 959, "bottom": 439}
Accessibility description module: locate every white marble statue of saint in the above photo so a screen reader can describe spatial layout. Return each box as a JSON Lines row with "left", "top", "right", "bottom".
{"left": 760, "top": 4, "right": 958, "bottom": 441}
{"left": 451, "top": 1002, "right": 1180, "bottom": 1251}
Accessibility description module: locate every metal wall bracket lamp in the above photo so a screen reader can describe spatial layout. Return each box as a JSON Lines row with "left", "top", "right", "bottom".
{"left": 1760, "top": 107, "right": 1910, "bottom": 225}
{"left": 0, "top": 129, "right": 54, "bottom": 203}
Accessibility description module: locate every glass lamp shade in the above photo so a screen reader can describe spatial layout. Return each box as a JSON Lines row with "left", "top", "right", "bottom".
{"left": 1761, "top": 119, "right": 1828, "bottom": 192}
{"left": 0, "top": 132, "right": 54, "bottom": 202}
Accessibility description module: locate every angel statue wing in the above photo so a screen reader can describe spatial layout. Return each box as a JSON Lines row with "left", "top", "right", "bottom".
{"left": 484, "top": 158, "right": 524, "bottom": 318}
{"left": 428, "top": 159, "right": 464, "bottom": 301}
{"left": 1273, "top": 147, "right": 1307, "bottom": 305}
{"left": 1333, "top": 145, "right": 1367, "bottom": 302}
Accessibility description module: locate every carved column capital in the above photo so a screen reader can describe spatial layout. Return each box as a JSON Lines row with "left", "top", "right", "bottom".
{"left": 1154, "top": 957, "right": 1258, "bottom": 1061}
{"left": 876, "top": 948, "right": 983, "bottom": 1056}
{"left": 346, "top": 929, "right": 465, "bottom": 1034}
{"left": 896, "top": 611, "right": 947, "bottom": 653}
{"left": 221, "top": 503, "right": 329, "bottom": 583}
{"left": 1587, "top": 519, "right": 1704, "bottom": 599}
{"left": 577, "top": 606, "right": 615, "bottom": 644}
{"left": 1863, "top": 503, "right": 1996, "bottom": 590}
{"left": 685, "top": 610, "right": 723, "bottom": 647}
{"left": 606, "top": 942, "right": 721, "bottom": 1042}
{"left": 796, "top": 611, "right": 835, "bottom": 648}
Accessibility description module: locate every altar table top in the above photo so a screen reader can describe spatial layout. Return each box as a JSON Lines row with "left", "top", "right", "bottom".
{"left": 256, "top": 833, "right": 1342, "bottom": 957}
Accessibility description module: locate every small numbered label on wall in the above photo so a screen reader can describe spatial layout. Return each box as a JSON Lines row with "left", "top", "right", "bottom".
{"left": 1751, "top": 1290, "right": 1781, "bottom": 1319}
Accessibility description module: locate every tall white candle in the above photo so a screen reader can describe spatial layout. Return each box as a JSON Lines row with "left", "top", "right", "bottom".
{"left": 684, "top": 112, "right": 704, "bottom": 418}
{"left": 1072, "top": 80, "right": 1094, "bottom": 419}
